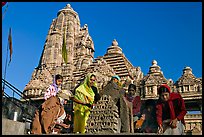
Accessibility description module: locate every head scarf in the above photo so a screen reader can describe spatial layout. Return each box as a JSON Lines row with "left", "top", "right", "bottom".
{"left": 82, "top": 73, "right": 97, "bottom": 100}
{"left": 76, "top": 73, "right": 98, "bottom": 104}
{"left": 74, "top": 73, "right": 98, "bottom": 112}
{"left": 158, "top": 84, "right": 170, "bottom": 95}
{"left": 81, "top": 73, "right": 97, "bottom": 88}
{"left": 51, "top": 75, "right": 62, "bottom": 93}
{"left": 44, "top": 75, "right": 62, "bottom": 100}
{"left": 112, "top": 75, "right": 120, "bottom": 81}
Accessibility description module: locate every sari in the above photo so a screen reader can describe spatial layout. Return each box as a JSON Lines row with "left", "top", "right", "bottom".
{"left": 73, "top": 73, "right": 97, "bottom": 133}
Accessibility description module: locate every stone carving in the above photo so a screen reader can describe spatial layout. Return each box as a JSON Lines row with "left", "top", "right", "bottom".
{"left": 140, "top": 60, "right": 169, "bottom": 98}
{"left": 85, "top": 95, "right": 120, "bottom": 133}
{"left": 184, "top": 113, "right": 202, "bottom": 135}
{"left": 21, "top": 3, "right": 202, "bottom": 134}
{"left": 23, "top": 67, "right": 53, "bottom": 98}
{"left": 102, "top": 39, "right": 142, "bottom": 89}
{"left": 131, "top": 67, "right": 143, "bottom": 81}
{"left": 100, "top": 80, "right": 133, "bottom": 133}
{"left": 175, "top": 66, "right": 202, "bottom": 93}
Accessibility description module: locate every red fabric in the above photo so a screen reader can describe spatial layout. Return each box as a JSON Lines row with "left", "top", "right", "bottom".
{"left": 2, "top": 2, "right": 6, "bottom": 6}
{"left": 168, "top": 100, "right": 176, "bottom": 120}
{"left": 158, "top": 84, "right": 171, "bottom": 95}
{"left": 169, "top": 92, "right": 187, "bottom": 123}
{"left": 8, "top": 28, "right": 12, "bottom": 64}
{"left": 156, "top": 103, "right": 163, "bottom": 125}
{"left": 132, "top": 96, "right": 141, "bottom": 115}
{"left": 156, "top": 92, "right": 187, "bottom": 126}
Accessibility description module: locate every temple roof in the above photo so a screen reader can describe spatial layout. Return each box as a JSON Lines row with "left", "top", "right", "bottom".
{"left": 106, "top": 39, "right": 122, "bottom": 54}
{"left": 22, "top": 3, "right": 202, "bottom": 101}
{"left": 103, "top": 39, "right": 134, "bottom": 80}
{"left": 58, "top": 4, "right": 78, "bottom": 16}
{"left": 175, "top": 66, "right": 199, "bottom": 86}
{"left": 142, "top": 60, "right": 168, "bottom": 85}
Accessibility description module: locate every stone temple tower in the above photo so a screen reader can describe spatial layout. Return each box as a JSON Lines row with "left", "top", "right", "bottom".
{"left": 23, "top": 4, "right": 95, "bottom": 100}
{"left": 20, "top": 4, "right": 202, "bottom": 134}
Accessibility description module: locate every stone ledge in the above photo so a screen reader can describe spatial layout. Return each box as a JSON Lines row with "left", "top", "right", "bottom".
{"left": 2, "top": 118, "right": 26, "bottom": 135}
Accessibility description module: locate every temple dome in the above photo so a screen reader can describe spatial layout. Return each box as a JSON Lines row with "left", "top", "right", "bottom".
{"left": 148, "top": 60, "right": 162, "bottom": 74}
{"left": 112, "top": 39, "right": 118, "bottom": 46}
{"left": 106, "top": 39, "right": 122, "bottom": 54}
{"left": 58, "top": 3, "right": 78, "bottom": 16}
{"left": 152, "top": 60, "right": 157, "bottom": 66}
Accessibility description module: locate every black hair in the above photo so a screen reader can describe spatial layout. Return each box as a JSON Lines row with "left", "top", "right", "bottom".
{"left": 158, "top": 87, "right": 168, "bottom": 94}
{"left": 55, "top": 74, "right": 63, "bottom": 80}
{"left": 90, "top": 74, "right": 96, "bottom": 78}
{"left": 128, "top": 83, "right": 136, "bottom": 91}
{"left": 91, "top": 86, "right": 101, "bottom": 103}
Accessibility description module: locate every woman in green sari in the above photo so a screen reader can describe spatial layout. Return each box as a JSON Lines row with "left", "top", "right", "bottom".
{"left": 72, "top": 73, "right": 98, "bottom": 133}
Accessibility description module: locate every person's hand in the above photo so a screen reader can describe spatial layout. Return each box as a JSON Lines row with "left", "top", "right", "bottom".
{"left": 92, "top": 103, "right": 96, "bottom": 109}
{"left": 157, "top": 124, "right": 163, "bottom": 134}
{"left": 135, "top": 118, "right": 144, "bottom": 129}
{"left": 67, "top": 114, "right": 72, "bottom": 121}
{"left": 169, "top": 118, "right": 178, "bottom": 128}
{"left": 63, "top": 124, "right": 70, "bottom": 129}
{"left": 56, "top": 122, "right": 70, "bottom": 129}
{"left": 141, "top": 114, "right": 145, "bottom": 120}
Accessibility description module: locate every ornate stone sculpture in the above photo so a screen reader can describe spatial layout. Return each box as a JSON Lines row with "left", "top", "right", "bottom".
{"left": 86, "top": 95, "right": 120, "bottom": 133}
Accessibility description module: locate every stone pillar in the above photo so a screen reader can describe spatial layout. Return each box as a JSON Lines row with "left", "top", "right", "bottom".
{"left": 153, "top": 85, "right": 157, "bottom": 97}
{"left": 186, "top": 123, "right": 190, "bottom": 131}
{"left": 145, "top": 86, "right": 148, "bottom": 97}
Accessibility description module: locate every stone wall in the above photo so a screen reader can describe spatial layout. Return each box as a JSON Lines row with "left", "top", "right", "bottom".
{"left": 2, "top": 118, "right": 26, "bottom": 135}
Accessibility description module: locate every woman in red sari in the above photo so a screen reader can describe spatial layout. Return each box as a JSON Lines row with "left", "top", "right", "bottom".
{"left": 156, "top": 84, "right": 187, "bottom": 135}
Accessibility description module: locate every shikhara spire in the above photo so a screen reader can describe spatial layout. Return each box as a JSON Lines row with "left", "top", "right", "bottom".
{"left": 22, "top": 6, "right": 202, "bottom": 132}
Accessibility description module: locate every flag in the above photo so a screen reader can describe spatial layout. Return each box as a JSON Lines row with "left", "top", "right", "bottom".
{"left": 8, "top": 27, "right": 12, "bottom": 64}
{"left": 2, "top": 2, "right": 8, "bottom": 20}
{"left": 2, "top": 2, "right": 7, "bottom": 7}
{"left": 62, "top": 32, "right": 68, "bottom": 64}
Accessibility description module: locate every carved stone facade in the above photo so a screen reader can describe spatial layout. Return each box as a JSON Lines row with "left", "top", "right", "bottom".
{"left": 86, "top": 94, "right": 134, "bottom": 134}
{"left": 86, "top": 95, "right": 120, "bottom": 133}
{"left": 175, "top": 66, "right": 202, "bottom": 94}
{"left": 23, "top": 4, "right": 115, "bottom": 98}
{"left": 22, "top": 4, "right": 202, "bottom": 134}
{"left": 139, "top": 60, "right": 171, "bottom": 98}
{"left": 184, "top": 113, "right": 202, "bottom": 135}
{"left": 102, "top": 39, "right": 144, "bottom": 90}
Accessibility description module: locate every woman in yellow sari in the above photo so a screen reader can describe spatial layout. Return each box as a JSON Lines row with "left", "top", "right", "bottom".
{"left": 72, "top": 73, "right": 98, "bottom": 133}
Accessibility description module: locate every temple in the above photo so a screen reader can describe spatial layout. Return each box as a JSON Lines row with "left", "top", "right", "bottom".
{"left": 22, "top": 4, "right": 202, "bottom": 134}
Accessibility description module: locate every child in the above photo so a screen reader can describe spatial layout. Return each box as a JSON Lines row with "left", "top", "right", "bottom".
{"left": 44, "top": 74, "right": 63, "bottom": 100}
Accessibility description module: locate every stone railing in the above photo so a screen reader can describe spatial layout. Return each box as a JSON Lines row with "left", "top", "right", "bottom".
{"left": 184, "top": 113, "right": 202, "bottom": 135}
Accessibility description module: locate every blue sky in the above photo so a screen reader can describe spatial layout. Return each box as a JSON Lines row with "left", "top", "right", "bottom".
{"left": 2, "top": 2, "right": 202, "bottom": 98}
